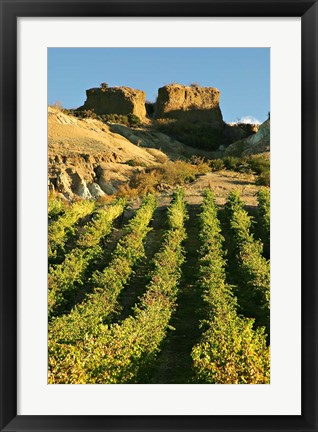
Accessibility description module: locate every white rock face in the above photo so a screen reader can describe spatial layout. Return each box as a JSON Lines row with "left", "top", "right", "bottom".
{"left": 56, "top": 171, "right": 74, "bottom": 199}
{"left": 88, "top": 183, "right": 106, "bottom": 198}
{"left": 76, "top": 179, "right": 92, "bottom": 199}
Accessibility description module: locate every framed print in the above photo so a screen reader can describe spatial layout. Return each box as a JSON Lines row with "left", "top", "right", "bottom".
{"left": 0, "top": 0, "right": 317, "bottom": 431}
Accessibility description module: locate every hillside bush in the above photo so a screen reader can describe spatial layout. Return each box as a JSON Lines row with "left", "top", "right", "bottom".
{"left": 256, "top": 170, "right": 270, "bottom": 186}
{"left": 248, "top": 155, "right": 270, "bottom": 175}
{"left": 223, "top": 156, "right": 242, "bottom": 171}
{"left": 127, "top": 113, "right": 141, "bottom": 127}
{"left": 160, "top": 160, "right": 197, "bottom": 184}
{"left": 130, "top": 170, "right": 162, "bottom": 195}
{"left": 120, "top": 160, "right": 207, "bottom": 197}
{"left": 100, "top": 82, "right": 109, "bottom": 91}
{"left": 209, "top": 159, "right": 224, "bottom": 172}
{"left": 70, "top": 110, "right": 141, "bottom": 128}
{"left": 221, "top": 155, "right": 270, "bottom": 183}
{"left": 99, "top": 113, "right": 130, "bottom": 125}
{"left": 190, "top": 156, "right": 211, "bottom": 173}
{"left": 83, "top": 109, "right": 97, "bottom": 119}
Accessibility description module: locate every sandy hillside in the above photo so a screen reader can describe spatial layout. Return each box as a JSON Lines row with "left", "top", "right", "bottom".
{"left": 48, "top": 107, "right": 267, "bottom": 205}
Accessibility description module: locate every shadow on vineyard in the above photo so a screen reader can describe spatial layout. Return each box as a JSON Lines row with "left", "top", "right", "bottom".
{"left": 51, "top": 207, "right": 135, "bottom": 319}
{"left": 149, "top": 204, "right": 205, "bottom": 384}
{"left": 219, "top": 202, "right": 270, "bottom": 340}
{"left": 115, "top": 206, "right": 167, "bottom": 322}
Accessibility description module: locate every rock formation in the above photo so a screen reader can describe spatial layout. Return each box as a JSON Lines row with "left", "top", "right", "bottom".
{"left": 154, "top": 84, "right": 224, "bottom": 128}
{"left": 48, "top": 106, "right": 208, "bottom": 199}
{"left": 224, "top": 119, "right": 270, "bottom": 157}
{"left": 81, "top": 86, "right": 147, "bottom": 120}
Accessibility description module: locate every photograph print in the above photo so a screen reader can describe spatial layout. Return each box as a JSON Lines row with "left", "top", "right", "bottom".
{"left": 47, "top": 48, "right": 270, "bottom": 384}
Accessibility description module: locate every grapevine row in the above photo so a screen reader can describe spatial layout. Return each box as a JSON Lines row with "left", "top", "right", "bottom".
{"left": 257, "top": 187, "right": 270, "bottom": 256}
{"left": 225, "top": 190, "right": 270, "bottom": 331}
{"left": 48, "top": 199, "right": 126, "bottom": 318}
{"left": 48, "top": 194, "right": 156, "bottom": 345}
{"left": 191, "top": 189, "right": 270, "bottom": 384}
{"left": 48, "top": 189, "right": 187, "bottom": 384}
{"left": 48, "top": 194, "right": 66, "bottom": 220}
{"left": 48, "top": 200, "right": 95, "bottom": 261}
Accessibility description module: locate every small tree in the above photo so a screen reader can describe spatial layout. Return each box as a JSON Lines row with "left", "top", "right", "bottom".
{"left": 127, "top": 114, "right": 141, "bottom": 127}
{"left": 100, "top": 82, "right": 109, "bottom": 91}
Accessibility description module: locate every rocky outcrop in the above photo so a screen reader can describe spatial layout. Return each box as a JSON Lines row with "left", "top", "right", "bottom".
{"left": 53, "top": 169, "right": 106, "bottom": 199}
{"left": 55, "top": 171, "right": 73, "bottom": 199}
{"left": 95, "top": 163, "right": 142, "bottom": 195}
{"left": 88, "top": 183, "right": 106, "bottom": 198}
{"left": 154, "top": 84, "right": 223, "bottom": 128}
{"left": 49, "top": 106, "right": 198, "bottom": 199}
{"left": 81, "top": 86, "right": 147, "bottom": 120}
{"left": 224, "top": 119, "right": 270, "bottom": 157}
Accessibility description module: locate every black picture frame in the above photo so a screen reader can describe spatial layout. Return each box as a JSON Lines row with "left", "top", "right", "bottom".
{"left": 1, "top": 0, "right": 317, "bottom": 431}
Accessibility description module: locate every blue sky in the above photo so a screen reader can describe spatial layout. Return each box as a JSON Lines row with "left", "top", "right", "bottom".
{"left": 48, "top": 48, "right": 270, "bottom": 124}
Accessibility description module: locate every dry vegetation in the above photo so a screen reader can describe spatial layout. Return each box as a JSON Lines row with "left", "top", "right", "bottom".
{"left": 116, "top": 158, "right": 210, "bottom": 198}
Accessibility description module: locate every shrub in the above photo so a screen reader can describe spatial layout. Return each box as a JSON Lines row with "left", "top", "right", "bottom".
{"left": 100, "top": 82, "right": 109, "bottom": 91}
{"left": 99, "top": 114, "right": 128, "bottom": 125}
{"left": 73, "top": 109, "right": 97, "bottom": 119}
{"left": 209, "top": 159, "right": 224, "bottom": 172}
{"left": 122, "top": 160, "right": 205, "bottom": 197}
{"left": 130, "top": 170, "right": 162, "bottom": 195}
{"left": 125, "top": 159, "right": 140, "bottom": 167}
{"left": 116, "top": 184, "right": 139, "bottom": 199}
{"left": 190, "top": 156, "right": 211, "bottom": 174}
{"left": 50, "top": 101, "right": 63, "bottom": 110}
{"left": 247, "top": 155, "right": 270, "bottom": 175}
{"left": 223, "top": 156, "right": 241, "bottom": 171}
{"left": 95, "top": 194, "right": 116, "bottom": 206}
{"left": 98, "top": 113, "right": 141, "bottom": 127}
{"left": 256, "top": 170, "right": 270, "bottom": 186}
{"left": 160, "top": 160, "right": 197, "bottom": 185}
{"left": 61, "top": 108, "right": 75, "bottom": 116}
{"left": 127, "top": 113, "right": 141, "bottom": 127}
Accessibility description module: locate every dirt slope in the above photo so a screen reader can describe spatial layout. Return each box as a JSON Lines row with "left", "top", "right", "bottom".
{"left": 49, "top": 107, "right": 167, "bottom": 198}
{"left": 48, "top": 107, "right": 266, "bottom": 205}
{"left": 48, "top": 107, "right": 220, "bottom": 198}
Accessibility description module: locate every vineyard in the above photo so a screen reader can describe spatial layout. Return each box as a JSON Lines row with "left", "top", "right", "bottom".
{"left": 48, "top": 188, "right": 270, "bottom": 384}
